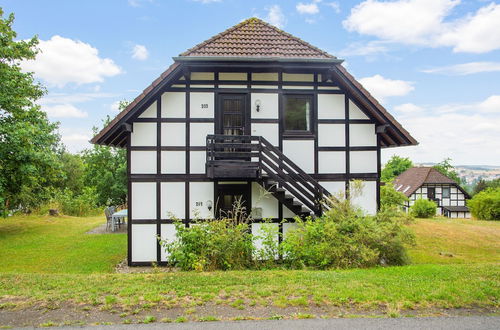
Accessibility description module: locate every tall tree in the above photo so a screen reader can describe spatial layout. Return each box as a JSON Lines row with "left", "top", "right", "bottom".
{"left": 433, "top": 158, "right": 461, "bottom": 185}
{"left": 0, "top": 8, "right": 62, "bottom": 214}
{"left": 381, "top": 155, "right": 413, "bottom": 182}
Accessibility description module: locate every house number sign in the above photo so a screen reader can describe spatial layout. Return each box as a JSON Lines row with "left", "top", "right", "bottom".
{"left": 200, "top": 104, "right": 209, "bottom": 109}
{"left": 195, "top": 201, "right": 203, "bottom": 206}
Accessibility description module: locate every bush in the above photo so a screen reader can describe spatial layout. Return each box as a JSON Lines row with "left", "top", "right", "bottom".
{"left": 54, "top": 187, "right": 101, "bottom": 217}
{"left": 380, "top": 183, "right": 408, "bottom": 212}
{"left": 281, "top": 186, "right": 414, "bottom": 269}
{"left": 410, "top": 198, "right": 437, "bottom": 218}
{"left": 468, "top": 188, "right": 500, "bottom": 220}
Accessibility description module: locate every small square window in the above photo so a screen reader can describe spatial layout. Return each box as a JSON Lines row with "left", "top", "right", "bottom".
{"left": 284, "top": 95, "right": 312, "bottom": 133}
{"left": 442, "top": 187, "right": 450, "bottom": 198}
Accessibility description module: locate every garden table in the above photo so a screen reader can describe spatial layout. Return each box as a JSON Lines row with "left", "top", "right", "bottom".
{"left": 111, "top": 209, "right": 127, "bottom": 232}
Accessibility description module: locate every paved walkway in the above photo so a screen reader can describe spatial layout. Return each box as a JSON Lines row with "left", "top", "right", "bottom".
{"left": 18, "top": 316, "right": 499, "bottom": 330}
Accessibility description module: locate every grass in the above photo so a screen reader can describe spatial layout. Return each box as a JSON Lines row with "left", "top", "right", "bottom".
{"left": 0, "top": 214, "right": 498, "bottom": 313}
{"left": 0, "top": 214, "right": 126, "bottom": 273}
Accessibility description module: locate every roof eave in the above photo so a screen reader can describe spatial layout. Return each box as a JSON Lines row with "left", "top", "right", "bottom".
{"left": 173, "top": 56, "right": 344, "bottom": 64}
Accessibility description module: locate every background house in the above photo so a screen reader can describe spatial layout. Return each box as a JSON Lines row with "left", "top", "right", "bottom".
{"left": 394, "top": 167, "right": 470, "bottom": 218}
{"left": 92, "top": 18, "right": 417, "bottom": 265}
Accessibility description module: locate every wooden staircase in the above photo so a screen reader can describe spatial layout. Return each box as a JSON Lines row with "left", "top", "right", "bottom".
{"left": 206, "top": 135, "right": 331, "bottom": 217}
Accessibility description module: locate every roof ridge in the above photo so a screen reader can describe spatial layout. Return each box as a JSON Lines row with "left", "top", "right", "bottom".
{"left": 179, "top": 17, "right": 335, "bottom": 59}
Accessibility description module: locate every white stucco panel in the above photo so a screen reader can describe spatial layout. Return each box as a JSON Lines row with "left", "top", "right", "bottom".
{"left": 251, "top": 182, "right": 279, "bottom": 219}
{"left": 251, "top": 72, "right": 278, "bottom": 81}
{"left": 161, "top": 182, "right": 185, "bottom": 219}
{"left": 251, "top": 123, "right": 279, "bottom": 146}
{"left": 190, "top": 182, "right": 214, "bottom": 219}
{"left": 318, "top": 94, "right": 345, "bottom": 119}
{"left": 349, "top": 100, "right": 369, "bottom": 119}
{"left": 251, "top": 93, "right": 278, "bottom": 119}
{"left": 190, "top": 151, "right": 206, "bottom": 174}
{"left": 350, "top": 180, "right": 377, "bottom": 215}
{"left": 138, "top": 101, "right": 157, "bottom": 118}
{"left": 319, "top": 151, "right": 346, "bottom": 174}
{"left": 131, "top": 224, "right": 157, "bottom": 262}
{"left": 161, "top": 92, "right": 185, "bottom": 118}
{"left": 160, "top": 224, "right": 177, "bottom": 262}
{"left": 283, "top": 140, "right": 314, "bottom": 173}
{"left": 161, "top": 123, "right": 185, "bottom": 146}
{"left": 161, "top": 151, "right": 186, "bottom": 174}
{"left": 320, "top": 181, "right": 346, "bottom": 197}
{"left": 350, "top": 151, "right": 377, "bottom": 173}
{"left": 318, "top": 124, "right": 345, "bottom": 147}
{"left": 252, "top": 223, "right": 279, "bottom": 259}
{"left": 130, "top": 151, "right": 156, "bottom": 174}
{"left": 349, "top": 124, "right": 377, "bottom": 147}
{"left": 131, "top": 182, "right": 156, "bottom": 220}
{"left": 219, "top": 72, "right": 247, "bottom": 80}
{"left": 190, "top": 92, "right": 215, "bottom": 118}
{"left": 190, "top": 122, "right": 214, "bottom": 147}
{"left": 131, "top": 122, "right": 156, "bottom": 146}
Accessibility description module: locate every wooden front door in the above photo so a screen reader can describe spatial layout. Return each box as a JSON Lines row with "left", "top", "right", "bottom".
{"left": 217, "top": 94, "right": 249, "bottom": 136}
{"left": 215, "top": 183, "right": 251, "bottom": 219}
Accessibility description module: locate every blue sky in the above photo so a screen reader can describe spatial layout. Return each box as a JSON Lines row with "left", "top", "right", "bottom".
{"left": 2, "top": 0, "right": 499, "bottom": 165}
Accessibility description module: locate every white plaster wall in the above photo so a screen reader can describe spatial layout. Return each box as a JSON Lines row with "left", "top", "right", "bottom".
{"left": 283, "top": 140, "right": 314, "bottom": 173}
{"left": 251, "top": 93, "right": 278, "bottom": 119}
{"left": 350, "top": 180, "right": 377, "bottom": 215}
{"left": 318, "top": 94, "right": 345, "bottom": 119}
{"left": 283, "top": 206, "right": 296, "bottom": 218}
{"left": 283, "top": 73, "right": 314, "bottom": 82}
{"left": 190, "top": 123, "right": 214, "bottom": 147}
{"left": 190, "top": 92, "right": 215, "bottom": 118}
{"left": 138, "top": 101, "right": 157, "bottom": 118}
{"left": 190, "top": 151, "right": 206, "bottom": 174}
{"left": 319, "top": 151, "right": 346, "bottom": 173}
{"left": 161, "top": 123, "right": 185, "bottom": 146}
{"left": 130, "top": 151, "right": 156, "bottom": 174}
{"left": 131, "top": 123, "right": 156, "bottom": 146}
{"left": 190, "top": 182, "right": 214, "bottom": 219}
{"left": 349, "top": 124, "right": 377, "bottom": 147}
{"left": 283, "top": 222, "right": 298, "bottom": 240}
{"left": 318, "top": 124, "right": 345, "bottom": 147}
{"left": 161, "top": 92, "right": 185, "bottom": 118}
{"left": 349, "top": 100, "right": 369, "bottom": 119}
{"left": 320, "top": 181, "right": 346, "bottom": 197}
{"left": 251, "top": 123, "right": 279, "bottom": 146}
{"left": 131, "top": 182, "right": 156, "bottom": 220}
{"left": 252, "top": 73, "right": 278, "bottom": 81}
{"left": 282, "top": 85, "right": 314, "bottom": 90}
{"left": 131, "top": 224, "right": 157, "bottom": 262}
{"left": 251, "top": 182, "right": 279, "bottom": 219}
{"left": 251, "top": 223, "right": 279, "bottom": 259}
{"left": 190, "top": 72, "right": 214, "bottom": 80}
{"left": 350, "top": 151, "right": 377, "bottom": 173}
{"left": 161, "top": 151, "right": 185, "bottom": 174}
{"left": 219, "top": 72, "right": 247, "bottom": 80}
{"left": 161, "top": 182, "right": 185, "bottom": 219}
{"left": 219, "top": 85, "right": 246, "bottom": 89}
{"left": 160, "top": 224, "right": 177, "bottom": 262}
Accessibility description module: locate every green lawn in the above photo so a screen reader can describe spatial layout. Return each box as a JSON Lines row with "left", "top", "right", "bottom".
{"left": 0, "top": 215, "right": 126, "bottom": 273}
{"left": 0, "top": 214, "right": 498, "bottom": 315}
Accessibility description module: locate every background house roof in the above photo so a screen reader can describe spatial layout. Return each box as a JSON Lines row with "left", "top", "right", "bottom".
{"left": 180, "top": 17, "right": 335, "bottom": 59}
{"left": 394, "top": 167, "right": 457, "bottom": 197}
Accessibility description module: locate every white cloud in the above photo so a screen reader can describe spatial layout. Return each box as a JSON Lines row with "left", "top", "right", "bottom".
{"left": 296, "top": 2, "right": 320, "bottom": 15}
{"left": 132, "top": 44, "right": 149, "bottom": 60}
{"left": 40, "top": 92, "right": 117, "bottom": 105}
{"left": 326, "top": 2, "right": 340, "bottom": 13}
{"left": 42, "top": 104, "right": 88, "bottom": 118}
{"left": 339, "top": 41, "right": 388, "bottom": 56}
{"left": 384, "top": 97, "right": 500, "bottom": 165}
{"left": 193, "top": 0, "right": 221, "bottom": 3}
{"left": 394, "top": 103, "right": 424, "bottom": 114}
{"left": 422, "top": 62, "right": 500, "bottom": 75}
{"left": 358, "top": 74, "right": 414, "bottom": 103}
{"left": 61, "top": 133, "right": 92, "bottom": 153}
{"left": 110, "top": 101, "right": 121, "bottom": 112}
{"left": 22, "top": 35, "right": 122, "bottom": 88}
{"left": 266, "top": 5, "right": 286, "bottom": 28}
{"left": 343, "top": 0, "right": 500, "bottom": 53}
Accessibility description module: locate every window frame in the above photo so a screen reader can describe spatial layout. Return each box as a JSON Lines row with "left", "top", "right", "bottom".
{"left": 442, "top": 186, "right": 450, "bottom": 199}
{"left": 282, "top": 93, "right": 315, "bottom": 136}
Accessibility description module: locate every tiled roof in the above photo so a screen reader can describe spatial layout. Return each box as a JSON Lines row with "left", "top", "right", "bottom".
{"left": 394, "top": 167, "right": 457, "bottom": 197}
{"left": 180, "top": 17, "right": 335, "bottom": 59}
{"left": 442, "top": 206, "right": 469, "bottom": 212}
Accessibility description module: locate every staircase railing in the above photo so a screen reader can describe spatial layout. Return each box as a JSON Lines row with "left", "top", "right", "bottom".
{"left": 206, "top": 134, "right": 331, "bottom": 216}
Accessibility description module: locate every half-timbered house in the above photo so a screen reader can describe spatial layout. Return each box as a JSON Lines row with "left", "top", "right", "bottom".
{"left": 91, "top": 18, "right": 417, "bottom": 265}
{"left": 394, "top": 167, "right": 470, "bottom": 218}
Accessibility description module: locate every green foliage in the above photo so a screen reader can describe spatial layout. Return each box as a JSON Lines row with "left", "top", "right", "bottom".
{"left": 433, "top": 158, "right": 462, "bottom": 185}
{"left": 54, "top": 187, "right": 100, "bottom": 217}
{"left": 473, "top": 178, "right": 500, "bottom": 196}
{"left": 410, "top": 199, "right": 437, "bottom": 218}
{"left": 380, "top": 182, "right": 408, "bottom": 212}
{"left": 0, "top": 9, "right": 63, "bottom": 215}
{"left": 468, "top": 188, "right": 500, "bottom": 220}
{"left": 160, "top": 219, "right": 254, "bottom": 271}
{"left": 57, "top": 152, "right": 85, "bottom": 195}
{"left": 281, "top": 184, "right": 414, "bottom": 269}
{"left": 381, "top": 155, "right": 413, "bottom": 182}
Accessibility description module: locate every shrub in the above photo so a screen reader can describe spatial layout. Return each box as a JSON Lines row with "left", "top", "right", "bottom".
{"left": 281, "top": 185, "right": 414, "bottom": 269}
{"left": 380, "top": 183, "right": 408, "bottom": 212}
{"left": 54, "top": 187, "right": 100, "bottom": 217}
{"left": 468, "top": 188, "right": 500, "bottom": 220}
{"left": 410, "top": 198, "right": 437, "bottom": 218}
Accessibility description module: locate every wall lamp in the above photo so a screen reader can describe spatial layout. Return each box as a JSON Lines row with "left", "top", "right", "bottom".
{"left": 206, "top": 200, "right": 213, "bottom": 211}
{"left": 255, "top": 99, "right": 262, "bottom": 112}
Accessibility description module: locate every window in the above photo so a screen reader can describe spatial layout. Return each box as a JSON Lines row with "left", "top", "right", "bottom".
{"left": 442, "top": 187, "right": 450, "bottom": 198}
{"left": 284, "top": 95, "right": 312, "bottom": 133}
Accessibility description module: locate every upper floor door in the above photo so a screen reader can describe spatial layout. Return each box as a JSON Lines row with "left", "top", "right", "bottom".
{"left": 217, "top": 94, "right": 250, "bottom": 136}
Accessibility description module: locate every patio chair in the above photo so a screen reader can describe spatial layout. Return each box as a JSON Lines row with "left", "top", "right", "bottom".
{"left": 104, "top": 206, "right": 116, "bottom": 231}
